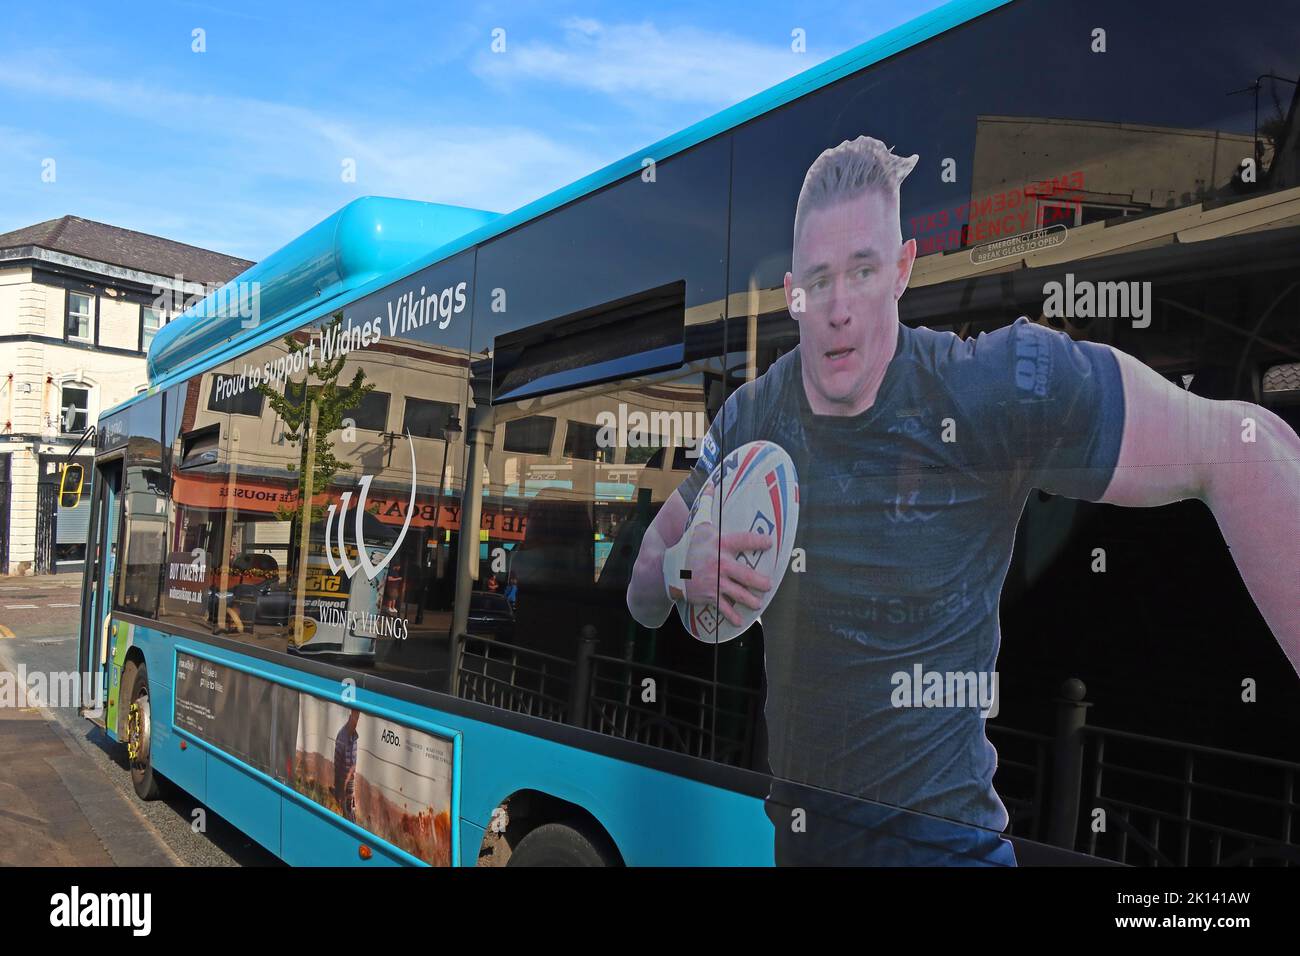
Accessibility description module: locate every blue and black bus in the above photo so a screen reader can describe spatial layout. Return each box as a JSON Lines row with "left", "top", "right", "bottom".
{"left": 74, "top": 0, "right": 1300, "bottom": 866}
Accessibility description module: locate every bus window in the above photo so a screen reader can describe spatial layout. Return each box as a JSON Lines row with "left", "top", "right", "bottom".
{"left": 157, "top": 369, "right": 229, "bottom": 636}
{"left": 696, "top": 0, "right": 1300, "bottom": 860}
{"left": 208, "top": 250, "right": 478, "bottom": 693}
{"left": 465, "top": 136, "right": 740, "bottom": 760}
{"left": 113, "top": 393, "right": 166, "bottom": 617}
{"left": 468, "top": 374, "right": 744, "bottom": 761}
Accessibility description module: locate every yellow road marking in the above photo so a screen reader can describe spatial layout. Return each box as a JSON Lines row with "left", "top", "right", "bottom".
{"left": 0, "top": 625, "right": 14, "bottom": 639}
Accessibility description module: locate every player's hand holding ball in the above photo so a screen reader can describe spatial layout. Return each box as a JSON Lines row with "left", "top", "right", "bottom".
{"left": 662, "top": 441, "right": 800, "bottom": 643}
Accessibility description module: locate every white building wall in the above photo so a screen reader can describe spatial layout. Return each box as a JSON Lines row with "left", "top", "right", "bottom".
{"left": 0, "top": 266, "right": 151, "bottom": 573}
{"left": 99, "top": 294, "right": 142, "bottom": 351}
{"left": 12, "top": 343, "right": 44, "bottom": 432}
{"left": 0, "top": 268, "right": 32, "bottom": 334}
{"left": 6, "top": 447, "right": 40, "bottom": 573}
{"left": 37, "top": 284, "right": 64, "bottom": 338}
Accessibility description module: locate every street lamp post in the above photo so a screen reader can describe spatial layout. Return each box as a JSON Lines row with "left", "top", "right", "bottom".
{"left": 424, "top": 414, "right": 461, "bottom": 620}
{"left": 433, "top": 413, "right": 462, "bottom": 533}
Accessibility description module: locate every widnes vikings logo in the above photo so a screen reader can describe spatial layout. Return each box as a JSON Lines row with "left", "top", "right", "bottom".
{"left": 325, "top": 431, "right": 418, "bottom": 581}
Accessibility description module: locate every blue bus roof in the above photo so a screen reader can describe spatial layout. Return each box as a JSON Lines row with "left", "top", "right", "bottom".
{"left": 139, "top": 0, "right": 1010, "bottom": 398}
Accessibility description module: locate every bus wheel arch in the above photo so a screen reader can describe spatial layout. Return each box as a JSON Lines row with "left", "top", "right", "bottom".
{"left": 482, "top": 789, "right": 623, "bottom": 867}
{"left": 116, "top": 649, "right": 147, "bottom": 740}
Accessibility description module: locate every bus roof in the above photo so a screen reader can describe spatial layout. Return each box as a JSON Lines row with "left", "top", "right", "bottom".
{"left": 142, "top": 0, "right": 1010, "bottom": 394}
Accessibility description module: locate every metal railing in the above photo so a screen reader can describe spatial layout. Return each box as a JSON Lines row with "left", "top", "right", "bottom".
{"left": 990, "top": 679, "right": 1299, "bottom": 866}
{"left": 454, "top": 626, "right": 760, "bottom": 765}
{"left": 454, "top": 636, "right": 1299, "bottom": 866}
{"left": 455, "top": 632, "right": 574, "bottom": 723}
{"left": 586, "top": 652, "right": 760, "bottom": 766}
{"left": 1082, "top": 726, "right": 1300, "bottom": 866}
{"left": 987, "top": 723, "right": 1051, "bottom": 841}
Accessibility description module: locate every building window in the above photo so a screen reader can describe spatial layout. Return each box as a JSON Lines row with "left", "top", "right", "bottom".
{"left": 1079, "top": 202, "right": 1140, "bottom": 226}
{"left": 341, "top": 390, "right": 390, "bottom": 432}
{"left": 141, "top": 306, "right": 164, "bottom": 351}
{"left": 207, "top": 372, "right": 264, "bottom": 417}
{"left": 502, "top": 415, "right": 556, "bottom": 456}
{"left": 60, "top": 385, "right": 90, "bottom": 433}
{"left": 401, "top": 397, "right": 458, "bottom": 439}
{"left": 1038, "top": 200, "right": 1140, "bottom": 228}
{"left": 66, "top": 292, "right": 94, "bottom": 341}
{"left": 563, "top": 420, "right": 605, "bottom": 462}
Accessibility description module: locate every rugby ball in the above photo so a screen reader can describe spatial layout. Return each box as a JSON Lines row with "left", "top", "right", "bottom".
{"left": 676, "top": 440, "right": 799, "bottom": 643}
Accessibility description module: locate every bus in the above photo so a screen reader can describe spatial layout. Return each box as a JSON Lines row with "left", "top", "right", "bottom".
{"left": 73, "top": 0, "right": 1300, "bottom": 867}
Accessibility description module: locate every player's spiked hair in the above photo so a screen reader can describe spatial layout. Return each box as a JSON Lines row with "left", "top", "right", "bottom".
{"left": 794, "top": 135, "right": 919, "bottom": 245}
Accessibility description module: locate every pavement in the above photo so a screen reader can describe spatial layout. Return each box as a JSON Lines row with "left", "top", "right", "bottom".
{"left": 0, "top": 686, "right": 180, "bottom": 866}
{"left": 0, "top": 574, "right": 180, "bottom": 865}
{"left": 0, "top": 573, "right": 276, "bottom": 867}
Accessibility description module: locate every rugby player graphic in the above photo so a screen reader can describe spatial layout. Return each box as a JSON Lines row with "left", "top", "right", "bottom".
{"left": 626, "top": 135, "right": 1300, "bottom": 866}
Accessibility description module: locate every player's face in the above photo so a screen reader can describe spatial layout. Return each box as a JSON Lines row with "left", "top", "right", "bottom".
{"left": 786, "top": 190, "right": 915, "bottom": 414}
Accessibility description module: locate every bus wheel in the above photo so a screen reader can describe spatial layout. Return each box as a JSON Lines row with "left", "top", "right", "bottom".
{"left": 506, "top": 821, "right": 619, "bottom": 867}
{"left": 124, "top": 663, "right": 161, "bottom": 801}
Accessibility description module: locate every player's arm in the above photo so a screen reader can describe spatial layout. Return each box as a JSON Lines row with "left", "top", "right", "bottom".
{"left": 1100, "top": 349, "right": 1300, "bottom": 671}
{"left": 627, "top": 491, "right": 689, "bottom": 628}
{"left": 626, "top": 488, "right": 773, "bottom": 630}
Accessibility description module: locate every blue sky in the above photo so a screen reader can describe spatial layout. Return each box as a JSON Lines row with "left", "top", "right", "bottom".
{"left": 0, "top": 0, "right": 948, "bottom": 261}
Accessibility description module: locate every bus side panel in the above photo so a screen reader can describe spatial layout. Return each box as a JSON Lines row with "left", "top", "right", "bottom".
{"left": 130, "top": 635, "right": 771, "bottom": 866}
{"left": 206, "top": 753, "right": 282, "bottom": 856}
{"left": 167, "top": 641, "right": 448, "bottom": 867}
{"left": 130, "top": 624, "right": 207, "bottom": 802}
{"left": 459, "top": 820, "right": 486, "bottom": 867}
{"left": 139, "top": 627, "right": 282, "bottom": 858}
{"left": 281, "top": 798, "right": 407, "bottom": 867}
{"left": 452, "top": 717, "right": 774, "bottom": 866}
{"left": 103, "top": 619, "right": 132, "bottom": 740}
{"left": 151, "top": 707, "right": 208, "bottom": 805}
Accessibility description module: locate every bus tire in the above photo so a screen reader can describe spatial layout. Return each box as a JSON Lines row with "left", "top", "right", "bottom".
{"left": 124, "top": 662, "right": 162, "bottom": 801}
{"left": 506, "top": 821, "right": 619, "bottom": 867}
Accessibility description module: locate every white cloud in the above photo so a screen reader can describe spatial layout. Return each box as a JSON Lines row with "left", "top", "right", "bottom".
{"left": 474, "top": 17, "right": 805, "bottom": 106}
{"left": 0, "top": 54, "right": 605, "bottom": 257}
{"left": 0, "top": 124, "right": 46, "bottom": 158}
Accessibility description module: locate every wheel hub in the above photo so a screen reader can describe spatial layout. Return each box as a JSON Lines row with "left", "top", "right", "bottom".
{"left": 126, "top": 692, "right": 151, "bottom": 766}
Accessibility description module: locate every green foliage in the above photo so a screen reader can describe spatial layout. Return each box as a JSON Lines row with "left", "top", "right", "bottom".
{"left": 256, "top": 313, "right": 374, "bottom": 522}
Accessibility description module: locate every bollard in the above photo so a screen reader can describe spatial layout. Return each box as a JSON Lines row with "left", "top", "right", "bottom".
{"left": 569, "top": 625, "right": 599, "bottom": 729}
{"left": 1047, "top": 677, "right": 1091, "bottom": 850}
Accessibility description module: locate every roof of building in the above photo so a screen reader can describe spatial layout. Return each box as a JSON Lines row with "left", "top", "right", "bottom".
{"left": 0, "top": 215, "right": 253, "bottom": 285}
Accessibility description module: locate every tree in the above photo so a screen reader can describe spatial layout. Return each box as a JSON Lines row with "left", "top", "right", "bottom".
{"left": 256, "top": 313, "right": 375, "bottom": 523}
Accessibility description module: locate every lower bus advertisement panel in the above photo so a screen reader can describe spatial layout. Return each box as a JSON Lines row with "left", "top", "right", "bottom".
{"left": 173, "top": 651, "right": 454, "bottom": 865}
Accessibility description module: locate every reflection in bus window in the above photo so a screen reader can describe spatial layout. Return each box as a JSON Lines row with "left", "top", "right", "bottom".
{"left": 113, "top": 395, "right": 166, "bottom": 617}
{"left": 194, "top": 249, "right": 479, "bottom": 694}
{"left": 157, "top": 372, "right": 228, "bottom": 635}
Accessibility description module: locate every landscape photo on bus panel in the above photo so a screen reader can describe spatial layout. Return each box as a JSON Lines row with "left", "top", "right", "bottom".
{"left": 174, "top": 651, "right": 455, "bottom": 865}
{"left": 292, "top": 694, "right": 455, "bottom": 866}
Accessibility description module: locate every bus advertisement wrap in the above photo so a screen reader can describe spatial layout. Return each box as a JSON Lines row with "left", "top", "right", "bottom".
{"left": 625, "top": 133, "right": 1300, "bottom": 866}
{"left": 174, "top": 653, "right": 298, "bottom": 783}
{"left": 292, "top": 695, "right": 454, "bottom": 866}
{"left": 74, "top": 0, "right": 1300, "bottom": 869}
{"left": 175, "top": 653, "right": 454, "bottom": 865}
